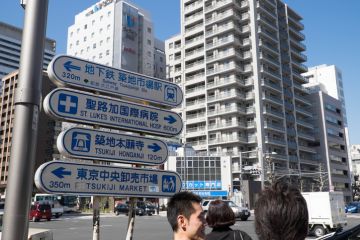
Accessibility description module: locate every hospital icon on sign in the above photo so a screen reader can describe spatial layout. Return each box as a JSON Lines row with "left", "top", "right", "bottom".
{"left": 162, "top": 175, "right": 176, "bottom": 193}
{"left": 164, "top": 85, "right": 177, "bottom": 103}
{"left": 58, "top": 93, "right": 78, "bottom": 114}
{"left": 71, "top": 132, "right": 91, "bottom": 152}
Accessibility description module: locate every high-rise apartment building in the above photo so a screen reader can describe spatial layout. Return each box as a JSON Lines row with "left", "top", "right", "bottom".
{"left": 0, "top": 21, "right": 56, "bottom": 80}
{"left": 0, "top": 71, "right": 61, "bottom": 193}
{"left": 308, "top": 91, "right": 351, "bottom": 201}
{"left": 166, "top": 0, "right": 318, "bottom": 191}
{"left": 67, "top": 0, "right": 165, "bottom": 79}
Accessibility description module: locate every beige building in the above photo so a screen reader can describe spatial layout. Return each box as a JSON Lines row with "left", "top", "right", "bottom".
{"left": 0, "top": 71, "right": 61, "bottom": 193}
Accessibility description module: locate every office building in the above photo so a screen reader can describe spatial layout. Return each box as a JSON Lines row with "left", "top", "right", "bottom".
{"left": 67, "top": 0, "right": 165, "bottom": 79}
{"left": 350, "top": 145, "right": 360, "bottom": 178}
{"left": 308, "top": 91, "right": 351, "bottom": 201}
{"left": 0, "top": 71, "right": 61, "bottom": 193}
{"left": 166, "top": 0, "right": 317, "bottom": 191}
{"left": 0, "top": 21, "right": 56, "bottom": 80}
{"left": 303, "top": 64, "right": 351, "bottom": 172}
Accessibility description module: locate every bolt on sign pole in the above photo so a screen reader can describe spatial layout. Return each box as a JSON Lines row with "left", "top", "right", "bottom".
{"left": 2, "top": 0, "right": 48, "bottom": 240}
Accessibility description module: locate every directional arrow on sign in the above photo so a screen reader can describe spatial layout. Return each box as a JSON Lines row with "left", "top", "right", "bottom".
{"left": 52, "top": 167, "right": 71, "bottom": 179}
{"left": 63, "top": 61, "right": 81, "bottom": 72}
{"left": 164, "top": 115, "right": 177, "bottom": 124}
{"left": 148, "top": 143, "right": 161, "bottom": 153}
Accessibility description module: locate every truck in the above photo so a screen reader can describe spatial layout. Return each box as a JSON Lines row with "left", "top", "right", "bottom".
{"left": 33, "top": 194, "right": 64, "bottom": 218}
{"left": 302, "top": 192, "right": 347, "bottom": 237}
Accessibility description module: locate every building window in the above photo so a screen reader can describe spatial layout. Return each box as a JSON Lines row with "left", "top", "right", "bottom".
{"left": 107, "top": 11, "right": 111, "bottom": 17}
{"left": 160, "top": 67, "right": 163, "bottom": 72}
{"left": 87, "top": 46, "right": 90, "bottom": 52}
{"left": 70, "top": 32, "right": 73, "bottom": 37}
{"left": 99, "top": 28, "right": 103, "bottom": 34}
{"left": 83, "top": 36, "right": 87, "bottom": 42}
{"left": 106, "top": 50, "right": 110, "bottom": 56}
{"left": 147, "top": 51, "right": 152, "bottom": 57}
{"left": 84, "top": 24, "right": 87, "bottom": 29}
{"left": 77, "top": 28, "right": 80, "bottom": 33}
{"left": 147, "top": 39, "right": 152, "bottom": 45}
{"left": 91, "top": 32, "right": 95, "bottom": 38}
{"left": 92, "top": 20, "right": 95, "bottom": 26}
{"left": 147, "top": 27, "right": 152, "bottom": 33}
{"left": 107, "top": 24, "right": 111, "bottom": 30}
{"left": 169, "top": 43, "right": 173, "bottom": 49}
{"left": 76, "top": 40, "right": 79, "bottom": 46}
{"left": 100, "top": 15, "right": 103, "bottom": 21}
{"left": 69, "top": 43, "right": 72, "bottom": 49}
{"left": 100, "top": 40, "right": 103, "bottom": 46}
{"left": 93, "top": 43, "right": 96, "bottom": 49}
{"left": 160, "top": 56, "right": 163, "bottom": 62}
{"left": 99, "top": 53, "right": 103, "bottom": 59}
{"left": 107, "top": 37, "right": 110, "bottom": 43}
{"left": 80, "top": 49, "right": 84, "bottom": 54}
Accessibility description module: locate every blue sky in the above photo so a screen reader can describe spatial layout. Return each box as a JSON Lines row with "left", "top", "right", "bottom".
{"left": 1, "top": 0, "right": 360, "bottom": 144}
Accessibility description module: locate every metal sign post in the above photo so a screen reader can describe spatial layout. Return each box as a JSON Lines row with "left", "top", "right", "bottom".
{"left": 2, "top": 1, "right": 48, "bottom": 240}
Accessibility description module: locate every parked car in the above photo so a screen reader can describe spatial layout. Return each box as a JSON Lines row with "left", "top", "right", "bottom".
{"left": 316, "top": 224, "right": 360, "bottom": 240}
{"left": 202, "top": 200, "right": 250, "bottom": 221}
{"left": 114, "top": 203, "right": 145, "bottom": 216}
{"left": 345, "top": 202, "right": 360, "bottom": 213}
{"left": 137, "top": 201, "right": 156, "bottom": 216}
{"left": 29, "top": 202, "right": 52, "bottom": 222}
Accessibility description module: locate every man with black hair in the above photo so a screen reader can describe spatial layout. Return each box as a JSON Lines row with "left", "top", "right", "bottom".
{"left": 255, "top": 180, "right": 309, "bottom": 240}
{"left": 167, "top": 191, "right": 206, "bottom": 240}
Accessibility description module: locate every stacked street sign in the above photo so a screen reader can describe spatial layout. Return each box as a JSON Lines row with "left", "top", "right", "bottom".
{"left": 35, "top": 55, "right": 183, "bottom": 198}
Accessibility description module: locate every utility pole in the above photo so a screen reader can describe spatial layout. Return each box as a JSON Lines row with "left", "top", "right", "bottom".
{"left": 2, "top": 1, "right": 48, "bottom": 239}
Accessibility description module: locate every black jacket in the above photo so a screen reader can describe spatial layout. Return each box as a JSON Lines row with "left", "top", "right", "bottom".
{"left": 206, "top": 226, "right": 253, "bottom": 240}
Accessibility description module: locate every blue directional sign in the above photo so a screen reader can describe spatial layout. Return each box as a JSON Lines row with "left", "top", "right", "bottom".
{"left": 43, "top": 88, "right": 183, "bottom": 136}
{"left": 34, "top": 161, "right": 182, "bottom": 198}
{"left": 47, "top": 55, "right": 183, "bottom": 107}
{"left": 58, "top": 127, "right": 168, "bottom": 165}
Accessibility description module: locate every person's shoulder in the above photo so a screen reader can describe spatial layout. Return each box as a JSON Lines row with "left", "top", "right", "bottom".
{"left": 235, "top": 230, "right": 253, "bottom": 240}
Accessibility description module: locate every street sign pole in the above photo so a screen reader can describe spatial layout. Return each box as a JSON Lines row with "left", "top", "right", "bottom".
{"left": 2, "top": 1, "right": 48, "bottom": 240}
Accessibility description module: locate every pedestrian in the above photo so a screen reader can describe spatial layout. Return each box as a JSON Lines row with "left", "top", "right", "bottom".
{"left": 254, "top": 180, "right": 309, "bottom": 240}
{"left": 205, "top": 200, "right": 253, "bottom": 240}
{"left": 167, "top": 191, "right": 206, "bottom": 240}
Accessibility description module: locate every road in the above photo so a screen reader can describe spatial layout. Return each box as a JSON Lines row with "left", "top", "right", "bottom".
{"left": 29, "top": 212, "right": 360, "bottom": 240}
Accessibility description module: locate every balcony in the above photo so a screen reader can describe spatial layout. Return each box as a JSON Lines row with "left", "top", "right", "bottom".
{"left": 185, "top": 59, "right": 205, "bottom": 73}
{"left": 289, "top": 25, "right": 305, "bottom": 40}
{"left": 257, "top": 14, "right": 277, "bottom": 32}
{"left": 185, "top": 73, "right": 205, "bottom": 86}
{"left": 207, "top": 62, "right": 239, "bottom": 76}
{"left": 292, "top": 71, "right": 308, "bottom": 83}
{"left": 260, "top": 66, "right": 282, "bottom": 81}
{"left": 185, "top": 85, "right": 206, "bottom": 97}
{"left": 208, "top": 135, "right": 248, "bottom": 145}
{"left": 259, "top": 39, "right": 278, "bottom": 56}
{"left": 261, "top": 79, "right": 282, "bottom": 93}
{"left": 260, "top": 52, "right": 280, "bottom": 68}
{"left": 207, "top": 91, "right": 246, "bottom": 103}
{"left": 185, "top": 35, "right": 204, "bottom": 48}
{"left": 292, "top": 61, "right": 308, "bottom": 73}
{"left": 208, "top": 120, "right": 247, "bottom": 131}
{"left": 205, "top": 0, "right": 232, "bottom": 13}
{"left": 264, "top": 122, "right": 285, "bottom": 132}
{"left": 185, "top": 47, "right": 204, "bottom": 60}
{"left": 205, "top": 9, "right": 233, "bottom": 26}
{"left": 187, "top": 139, "right": 207, "bottom": 150}
{"left": 205, "top": 22, "right": 236, "bottom": 37}
{"left": 186, "top": 126, "right": 206, "bottom": 137}
{"left": 206, "top": 49, "right": 242, "bottom": 63}
{"left": 291, "top": 49, "right": 307, "bottom": 62}
{"left": 185, "top": 11, "right": 203, "bottom": 25}
{"left": 262, "top": 94, "right": 283, "bottom": 106}
{"left": 185, "top": 23, "right": 204, "bottom": 36}
{"left": 297, "top": 119, "right": 314, "bottom": 129}
{"left": 297, "top": 131, "right": 315, "bottom": 141}
{"left": 263, "top": 108, "right": 284, "bottom": 119}
{"left": 298, "top": 144, "right": 317, "bottom": 154}
{"left": 207, "top": 106, "right": 247, "bottom": 116}
{"left": 207, "top": 76, "right": 249, "bottom": 89}
{"left": 290, "top": 38, "right": 306, "bottom": 51}
{"left": 265, "top": 136, "right": 286, "bottom": 146}
{"left": 184, "top": 0, "right": 203, "bottom": 14}
{"left": 296, "top": 106, "right": 312, "bottom": 117}
{"left": 256, "top": 1, "right": 277, "bottom": 20}
{"left": 186, "top": 112, "right": 206, "bottom": 124}
{"left": 294, "top": 93, "right": 311, "bottom": 106}
{"left": 186, "top": 98, "right": 206, "bottom": 111}
{"left": 206, "top": 35, "right": 240, "bottom": 50}
{"left": 258, "top": 26, "right": 278, "bottom": 43}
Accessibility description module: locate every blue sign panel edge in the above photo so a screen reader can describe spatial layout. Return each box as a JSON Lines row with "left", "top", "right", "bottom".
{"left": 49, "top": 54, "right": 183, "bottom": 107}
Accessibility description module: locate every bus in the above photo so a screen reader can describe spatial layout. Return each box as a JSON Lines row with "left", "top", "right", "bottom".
{"left": 33, "top": 194, "right": 78, "bottom": 213}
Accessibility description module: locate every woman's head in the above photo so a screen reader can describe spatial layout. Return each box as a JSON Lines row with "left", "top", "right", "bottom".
{"left": 206, "top": 200, "right": 235, "bottom": 228}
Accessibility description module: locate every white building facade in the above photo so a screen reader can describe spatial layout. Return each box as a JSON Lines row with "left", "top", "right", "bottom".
{"left": 166, "top": 0, "right": 318, "bottom": 191}
{"left": 67, "top": 0, "right": 165, "bottom": 78}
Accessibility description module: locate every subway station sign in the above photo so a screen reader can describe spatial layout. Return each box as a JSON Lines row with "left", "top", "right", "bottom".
{"left": 58, "top": 127, "right": 168, "bottom": 165}
{"left": 47, "top": 55, "right": 183, "bottom": 107}
{"left": 43, "top": 88, "right": 183, "bottom": 136}
{"left": 35, "top": 161, "right": 182, "bottom": 198}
